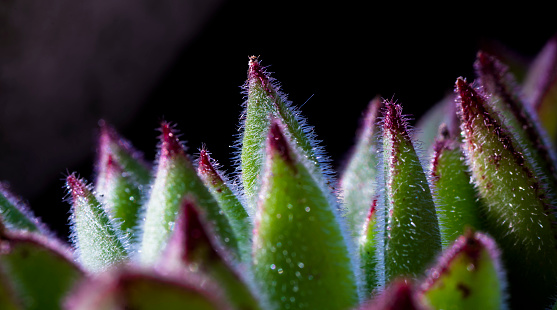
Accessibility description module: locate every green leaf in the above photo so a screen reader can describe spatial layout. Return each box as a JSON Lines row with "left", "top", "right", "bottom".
{"left": 420, "top": 231, "right": 506, "bottom": 310}
{"left": 382, "top": 101, "right": 441, "bottom": 283}
{"left": 475, "top": 52, "right": 557, "bottom": 191}
{"left": 0, "top": 275, "right": 21, "bottom": 310}
{"left": 0, "top": 183, "right": 46, "bottom": 233}
{"left": 241, "top": 57, "right": 327, "bottom": 212}
{"left": 95, "top": 154, "right": 143, "bottom": 243}
{"left": 456, "top": 78, "right": 557, "bottom": 308}
{"left": 198, "top": 148, "right": 252, "bottom": 262}
{"left": 252, "top": 120, "right": 358, "bottom": 310}
{"left": 430, "top": 129, "right": 483, "bottom": 247}
{"left": 0, "top": 226, "right": 84, "bottom": 310}
{"left": 359, "top": 202, "right": 379, "bottom": 297}
{"left": 159, "top": 199, "right": 262, "bottom": 310}
{"left": 97, "top": 121, "right": 152, "bottom": 188}
{"left": 139, "top": 123, "right": 239, "bottom": 265}
{"left": 66, "top": 173, "right": 128, "bottom": 272}
{"left": 340, "top": 97, "right": 382, "bottom": 240}
{"left": 66, "top": 270, "right": 227, "bottom": 310}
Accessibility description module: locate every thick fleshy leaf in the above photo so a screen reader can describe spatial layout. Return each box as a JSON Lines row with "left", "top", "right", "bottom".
{"left": 523, "top": 36, "right": 557, "bottom": 140}
{"left": 95, "top": 155, "right": 143, "bottom": 243}
{"left": 430, "top": 129, "right": 483, "bottom": 247}
{"left": 65, "top": 270, "right": 228, "bottom": 310}
{"left": 253, "top": 120, "right": 358, "bottom": 310}
{"left": 359, "top": 202, "right": 379, "bottom": 297}
{"left": 382, "top": 101, "right": 441, "bottom": 283}
{"left": 0, "top": 224, "right": 84, "bottom": 310}
{"left": 456, "top": 78, "right": 557, "bottom": 308}
{"left": 66, "top": 174, "right": 128, "bottom": 272}
{"left": 139, "top": 123, "right": 238, "bottom": 265}
{"left": 475, "top": 51, "right": 557, "bottom": 191}
{"left": 340, "top": 97, "right": 382, "bottom": 240}
{"left": 360, "top": 279, "right": 425, "bottom": 310}
{"left": 159, "top": 199, "right": 261, "bottom": 310}
{"left": 420, "top": 231, "right": 506, "bottom": 310}
{"left": 0, "top": 275, "right": 20, "bottom": 310}
{"left": 0, "top": 183, "right": 47, "bottom": 233}
{"left": 240, "top": 57, "right": 329, "bottom": 212}
{"left": 96, "top": 121, "right": 151, "bottom": 189}
{"left": 198, "top": 148, "right": 252, "bottom": 261}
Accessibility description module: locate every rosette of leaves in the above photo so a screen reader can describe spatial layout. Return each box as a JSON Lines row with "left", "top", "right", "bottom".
{"left": 2, "top": 36, "right": 557, "bottom": 310}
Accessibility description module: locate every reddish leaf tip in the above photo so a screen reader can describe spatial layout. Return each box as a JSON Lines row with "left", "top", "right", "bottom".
{"left": 197, "top": 149, "right": 218, "bottom": 177}
{"left": 248, "top": 55, "right": 273, "bottom": 95}
{"left": 421, "top": 231, "right": 501, "bottom": 293}
{"left": 383, "top": 100, "right": 410, "bottom": 138}
{"left": 169, "top": 198, "right": 219, "bottom": 265}
{"left": 160, "top": 122, "right": 186, "bottom": 158}
{"left": 364, "top": 279, "right": 422, "bottom": 310}
{"left": 66, "top": 174, "right": 89, "bottom": 202}
{"left": 455, "top": 77, "right": 483, "bottom": 122}
{"left": 267, "top": 120, "right": 293, "bottom": 163}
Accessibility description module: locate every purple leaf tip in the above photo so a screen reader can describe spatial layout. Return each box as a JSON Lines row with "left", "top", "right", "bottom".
{"left": 168, "top": 198, "right": 219, "bottom": 265}
{"left": 160, "top": 122, "right": 186, "bottom": 158}
{"left": 197, "top": 149, "right": 222, "bottom": 183}
{"left": 383, "top": 100, "right": 410, "bottom": 138}
{"left": 66, "top": 174, "right": 89, "bottom": 203}
{"left": 363, "top": 279, "right": 422, "bottom": 310}
{"left": 267, "top": 120, "right": 293, "bottom": 163}
{"left": 248, "top": 56, "right": 273, "bottom": 95}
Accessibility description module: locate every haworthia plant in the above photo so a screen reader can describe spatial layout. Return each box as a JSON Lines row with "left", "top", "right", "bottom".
{"left": 2, "top": 37, "right": 557, "bottom": 309}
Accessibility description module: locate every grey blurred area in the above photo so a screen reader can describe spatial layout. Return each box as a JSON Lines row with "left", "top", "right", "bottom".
{"left": 0, "top": 0, "right": 223, "bottom": 199}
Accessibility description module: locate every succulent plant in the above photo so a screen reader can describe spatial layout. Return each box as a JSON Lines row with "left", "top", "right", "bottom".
{"left": 2, "top": 36, "right": 557, "bottom": 310}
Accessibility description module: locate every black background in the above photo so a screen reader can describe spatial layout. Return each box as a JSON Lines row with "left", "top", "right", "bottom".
{"left": 2, "top": 1, "right": 556, "bottom": 239}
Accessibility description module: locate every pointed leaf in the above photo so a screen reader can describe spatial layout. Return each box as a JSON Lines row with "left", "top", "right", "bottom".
{"left": 252, "top": 120, "right": 358, "bottom": 310}
{"left": 66, "top": 270, "right": 228, "bottom": 310}
{"left": 66, "top": 174, "right": 128, "bottom": 272}
{"left": 382, "top": 101, "right": 441, "bottom": 283}
{"left": 360, "top": 279, "right": 426, "bottom": 310}
{"left": 159, "top": 199, "right": 262, "bottom": 310}
{"left": 0, "top": 183, "right": 47, "bottom": 233}
{"left": 456, "top": 78, "right": 557, "bottom": 308}
{"left": 139, "top": 123, "right": 238, "bottom": 264}
{"left": 420, "top": 231, "right": 506, "bottom": 310}
{"left": 430, "top": 130, "right": 483, "bottom": 247}
{"left": 198, "top": 148, "right": 252, "bottom": 261}
{"left": 241, "top": 57, "right": 329, "bottom": 212}
{"left": 475, "top": 51, "right": 557, "bottom": 190}
{"left": 0, "top": 224, "right": 84, "bottom": 310}
{"left": 340, "top": 97, "right": 383, "bottom": 239}
{"left": 96, "top": 120, "right": 151, "bottom": 189}
{"left": 96, "top": 155, "right": 143, "bottom": 243}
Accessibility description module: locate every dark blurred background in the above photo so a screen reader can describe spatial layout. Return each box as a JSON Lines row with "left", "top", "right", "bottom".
{"left": 1, "top": 0, "right": 555, "bottom": 240}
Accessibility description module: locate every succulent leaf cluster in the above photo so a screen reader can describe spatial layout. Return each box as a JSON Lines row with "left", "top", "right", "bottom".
{"left": 2, "top": 36, "right": 557, "bottom": 309}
